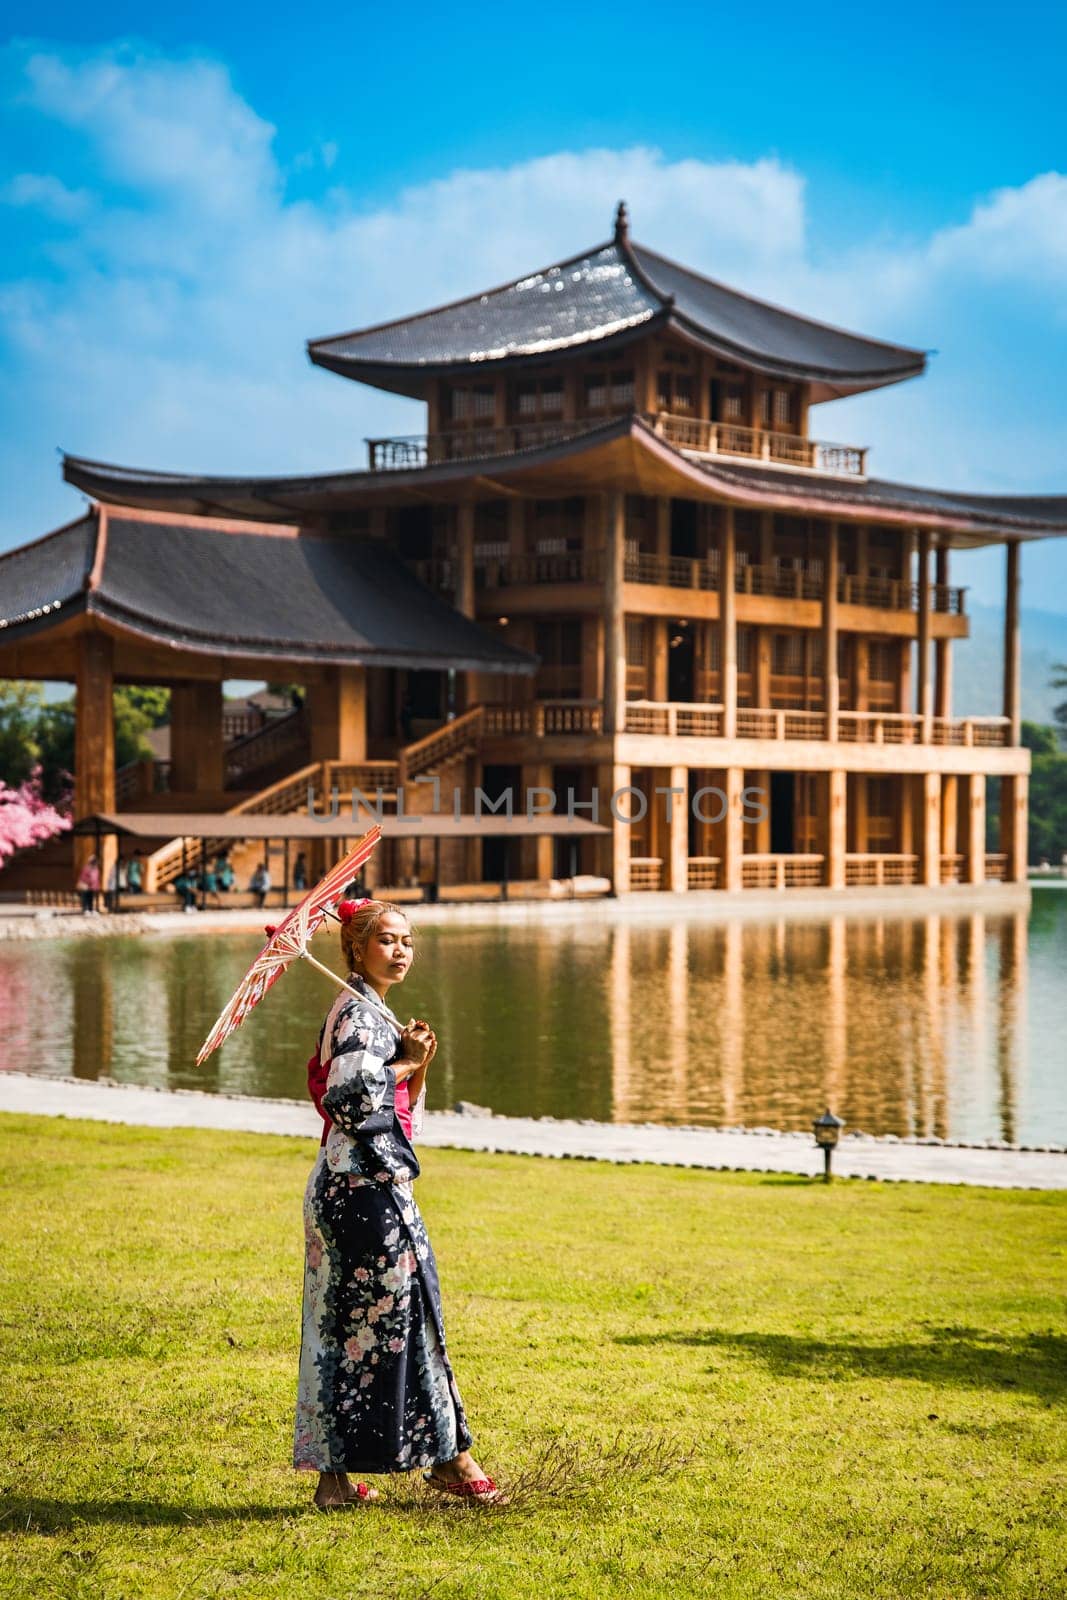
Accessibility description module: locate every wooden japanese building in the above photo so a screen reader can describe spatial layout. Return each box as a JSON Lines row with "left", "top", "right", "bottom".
{"left": 4, "top": 202, "right": 1066, "bottom": 897}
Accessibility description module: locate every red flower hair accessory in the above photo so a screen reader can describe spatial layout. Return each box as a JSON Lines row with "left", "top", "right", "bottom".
{"left": 336, "top": 897, "right": 372, "bottom": 926}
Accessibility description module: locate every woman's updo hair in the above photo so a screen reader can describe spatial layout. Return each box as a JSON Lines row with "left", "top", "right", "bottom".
{"left": 337, "top": 897, "right": 412, "bottom": 974}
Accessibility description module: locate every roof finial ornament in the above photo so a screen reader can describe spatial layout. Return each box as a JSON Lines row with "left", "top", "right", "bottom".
{"left": 614, "top": 200, "right": 630, "bottom": 245}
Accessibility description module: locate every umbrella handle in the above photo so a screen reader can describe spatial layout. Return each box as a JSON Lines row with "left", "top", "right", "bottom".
{"left": 300, "top": 946, "right": 362, "bottom": 999}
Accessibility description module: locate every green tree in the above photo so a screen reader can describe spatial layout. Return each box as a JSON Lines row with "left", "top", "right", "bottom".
{"left": 1052, "top": 661, "right": 1067, "bottom": 746}
{"left": 0, "top": 682, "right": 45, "bottom": 785}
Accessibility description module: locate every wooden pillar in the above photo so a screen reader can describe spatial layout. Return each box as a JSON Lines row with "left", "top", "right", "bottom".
{"left": 309, "top": 666, "right": 367, "bottom": 763}
{"left": 916, "top": 529, "right": 932, "bottom": 741}
{"left": 456, "top": 502, "right": 476, "bottom": 710}
{"left": 1003, "top": 541, "right": 1021, "bottom": 746}
{"left": 919, "top": 771, "right": 941, "bottom": 887}
{"left": 754, "top": 627, "right": 772, "bottom": 710}
{"left": 603, "top": 493, "right": 626, "bottom": 735}
{"left": 520, "top": 762, "right": 554, "bottom": 880}
{"left": 1000, "top": 773, "right": 1029, "bottom": 882}
{"left": 721, "top": 765, "right": 744, "bottom": 892}
{"left": 667, "top": 764, "right": 689, "bottom": 893}
{"left": 581, "top": 615, "right": 603, "bottom": 702}
{"left": 935, "top": 545, "right": 953, "bottom": 719}
{"left": 170, "top": 681, "right": 224, "bottom": 793}
{"left": 854, "top": 637, "right": 870, "bottom": 714}
{"left": 719, "top": 506, "right": 737, "bottom": 737}
{"left": 941, "top": 773, "right": 959, "bottom": 874}
{"left": 604, "top": 760, "right": 631, "bottom": 894}
{"left": 817, "top": 768, "right": 846, "bottom": 889}
{"left": 960, "top": 774, "right": 986, "bottom": 885}
{"left": 849, "top": 773, "right": 869, "bottom": 854}
{"left": 822, "top": 520, "right": 840, "bottom": 741}
{"left": 899, "top": 637, "right": 912, "bottom": 717}
{"left": 651, "top": 619, "right": 669, "bottom": 701}
{"left": 74, "top": 629, "right": 116, "bottom": 878}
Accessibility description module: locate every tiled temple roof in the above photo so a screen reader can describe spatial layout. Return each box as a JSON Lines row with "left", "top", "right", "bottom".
{"left": 0, "top": 508, "right": 538, "bottom": 671}
{"left": 308, "top": 208, "right": 927, "bottom": 400}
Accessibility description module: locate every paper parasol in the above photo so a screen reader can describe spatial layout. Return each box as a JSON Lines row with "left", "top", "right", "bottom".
{"left": 195, "top": 824, "right": 382, "bottom": 1065}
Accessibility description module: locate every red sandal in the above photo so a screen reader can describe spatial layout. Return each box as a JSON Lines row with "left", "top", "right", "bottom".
{"left": 424, "top": 1469, "right": 504, "bottom": 1503}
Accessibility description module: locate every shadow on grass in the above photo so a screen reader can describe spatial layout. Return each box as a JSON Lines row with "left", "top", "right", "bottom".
{"left": 0, "top": 1497, "right": 464, "bottom": 1531}
{"left": 615, "top": 1327, "right": 1067, "bottom": 1401}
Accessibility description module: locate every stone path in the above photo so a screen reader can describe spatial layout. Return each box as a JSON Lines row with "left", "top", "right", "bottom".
{"left": 1, "top": 1072, "right": 1062, "bottom": 1190}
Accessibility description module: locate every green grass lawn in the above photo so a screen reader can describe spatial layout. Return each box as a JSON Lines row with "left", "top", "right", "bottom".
{"left": 0, "top": 1114, "right": 1064, "bottom": 1599}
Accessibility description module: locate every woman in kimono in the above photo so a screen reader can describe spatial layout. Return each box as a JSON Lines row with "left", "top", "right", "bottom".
{"left": 294, "top": 898, "right": 500, "bottom": 1507}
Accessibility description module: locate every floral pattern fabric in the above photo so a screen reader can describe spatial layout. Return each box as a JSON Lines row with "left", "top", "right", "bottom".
{"left": 293, "top": 975, "right": 472, "bottom": 1474}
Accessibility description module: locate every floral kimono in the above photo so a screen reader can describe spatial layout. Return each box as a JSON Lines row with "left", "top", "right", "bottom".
{"left": 293, "top": 973, "right": 473, "bottom": 1474}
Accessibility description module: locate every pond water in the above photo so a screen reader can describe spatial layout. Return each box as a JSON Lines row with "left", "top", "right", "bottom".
{"left": 2, "top": 890, "right": 1064, "bottom": 1145}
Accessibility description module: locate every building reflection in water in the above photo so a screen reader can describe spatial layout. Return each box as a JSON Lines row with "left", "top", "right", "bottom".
{"left": 603, "top": 907, "right": 1032, "bottom": 1142}
{"left": 0, "top": 901, "right": 1045, "bottom": 1145}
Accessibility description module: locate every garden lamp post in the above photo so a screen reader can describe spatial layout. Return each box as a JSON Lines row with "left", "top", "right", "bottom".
{"left": 813, "top": 1108, "right": 845, "bottom": 1182}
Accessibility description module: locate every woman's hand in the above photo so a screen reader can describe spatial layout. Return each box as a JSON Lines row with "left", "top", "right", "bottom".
{"left": 399, "top": 1020, "right": 436, "bottom": 1070}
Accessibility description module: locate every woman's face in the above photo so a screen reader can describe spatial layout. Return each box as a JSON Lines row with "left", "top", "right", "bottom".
{"left": 358, "top": 911, "right": 414, "bottom": 988}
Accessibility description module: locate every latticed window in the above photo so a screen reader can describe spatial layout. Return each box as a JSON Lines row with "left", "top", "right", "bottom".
{"left": 773, "top": 388, "right": 794, "bottom": 426}
{"left": 869, "top": 640, "right": 896, "bottom": 682}
{"left": 657, "top": 372, "right": 694, "bottom": 413}
{"left": 584, "top": 369, "right": 633, "bottom": 413}
{"left": 773, "top": 631, "right": 805, "bottom": 675}
{"left": 737, "top": 626, "right": 754, "bottom": 672}
{"left": 449, "top": 384, "right": 495, "bottom": 422}
{"left": 723, "top": 386, "right": 744, "bottom": 420}
{"left": 514, "top": 378, "right": 564, "bottom": 419}
{"left": 625, "top": 617, "right": 648, "bottom": 665}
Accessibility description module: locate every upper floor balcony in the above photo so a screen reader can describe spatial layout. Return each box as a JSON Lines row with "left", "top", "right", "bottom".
{"left": 407, "top": 548, "right": 966, "bottom": 616}
{"left": 366, "top": 412, "right": 868, "bottom": 478}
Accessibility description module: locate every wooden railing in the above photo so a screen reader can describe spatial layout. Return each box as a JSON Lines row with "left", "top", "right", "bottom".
{"left": 845, "top": 854, "right": 918, "bottom": 886}
{"left": 225, "top": 708, "right": 308, "bottom": 786}
{"left": 687, "top": 856, "right": 721, "bottom": 889}
{"left": 741, "top": 854, "right": 825, "bottom": 888}
{"left": 460, "top": 550, "right": 967, "bottom": 614}
{"left": 483, "top": 701, "right": 604, "bottom": 736}
{"left": 115, "top": 757, "right": 173, "bottom": 807}
{"left": 368, "top": 418, "right": 608, "bottom": 470}
{"left": 737, "top": 708, "right": 827, "bottom": 741}
{"left": 398, "top": 708, "right": 486, "bottom": 782}
{"left": 629, "top": 856, "right": 663, "bottom": 891}
{"left": 624, "top": 701, "right": 725, "bottom": 737}
{"left": 650, "top": 413, "right": 867, "bottom": 476}
{"left": 625, "top": 551, "right": 718, "bottom": 590}
{"left": 618, "top": 704, "right": 1012, "bottom": 746}
{"left": 985, "top": 853, "right": 1008, "bottom": 881}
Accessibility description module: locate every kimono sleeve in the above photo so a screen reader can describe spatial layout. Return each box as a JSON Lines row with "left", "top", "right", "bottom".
{"left": 321, "top": 999, "right": 397, "bottom": 1137}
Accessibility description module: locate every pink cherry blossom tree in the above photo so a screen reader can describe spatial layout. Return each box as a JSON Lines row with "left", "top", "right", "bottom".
{"left": 0, "top": 765, "right": 71, "bottom": 868}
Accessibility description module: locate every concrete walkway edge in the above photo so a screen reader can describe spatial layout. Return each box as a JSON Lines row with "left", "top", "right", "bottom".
{"left": 1, "top": 1072, "right": 1063, "bottom": 1190}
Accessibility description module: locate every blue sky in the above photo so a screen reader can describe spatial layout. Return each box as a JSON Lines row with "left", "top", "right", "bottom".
{"left": 2, "top": 1, "right": 1066, "bottom": 617}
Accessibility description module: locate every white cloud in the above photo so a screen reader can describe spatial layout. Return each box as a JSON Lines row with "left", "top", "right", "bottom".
{"left": 1, "top": 41, "right": 1065, "bottom": 610}
{"left": 0, "top": 171, "right": 92, "bottom": 221}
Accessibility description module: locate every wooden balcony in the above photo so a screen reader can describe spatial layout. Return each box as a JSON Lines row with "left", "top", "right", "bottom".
{"left": 367, "top": 418, "right": 608, "bottom": 470}
{"left": 409, "top": 550, "right": 965, "bottom": 615}
{"left": 624, "top": 703, "right": 1012, "bottom": 747}
{"left": 476, "top": 700, "right": 1013, "bottom": 747}
{"left": 650, "top": 413, "right": 867, "bottom": 477}
{"left": 366, "top": 412, "right": 868, "bottom": 477}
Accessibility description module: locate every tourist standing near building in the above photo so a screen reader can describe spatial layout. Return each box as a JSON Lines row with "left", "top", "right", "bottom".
{"left": 293, "top": 853, "right": 308, "bottom": 893}
{"left": 295, "top": 899, "right": 500, "bottom": 1505}
{"left": 127, "top": 851, "right": 144, "bottom": 894}
{"left": 75, "top": 855, "right": 101, "bottom": 914}
{"left": 250, "top": 861, "right": 271, "bottom": 908}
{"left": 104, "top": 856, "right": 127, "bottom": 912}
